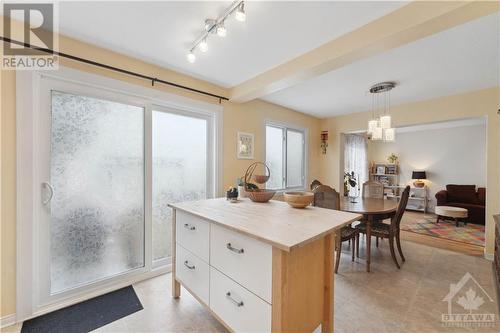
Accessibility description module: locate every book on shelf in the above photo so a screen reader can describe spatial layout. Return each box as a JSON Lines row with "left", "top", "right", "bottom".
{"left": 385, "top": 165, "right": 397, "bottom": 174}
{"left": 378, "top": 175, "right": 389, "bottom": 184}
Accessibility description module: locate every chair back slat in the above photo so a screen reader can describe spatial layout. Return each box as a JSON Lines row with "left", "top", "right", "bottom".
{"left": 310, "top": 179, "right": 323, "bottom": 191}
{"left": 362, "top": 181, "right": 384, "bottom": 199}
{"left": 392, "top": 186, "right": 410, "bottom": 229}
{"left": 312, "top": 185, "right": 340, "bottom": 210}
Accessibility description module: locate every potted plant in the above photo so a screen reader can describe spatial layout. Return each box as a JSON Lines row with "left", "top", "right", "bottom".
{"left": 387, "top": 153, "right": 398, "bottom": 164}
{"left": 344, "top": 171, "right": 360, "bottom": 202}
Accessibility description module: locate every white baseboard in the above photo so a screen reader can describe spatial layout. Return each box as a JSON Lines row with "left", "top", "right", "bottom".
{"left": 484, "top": 252, "right": 494, "bottom": 261}
{"left": 1, "top": 313, "right": 17, "bottom": 329}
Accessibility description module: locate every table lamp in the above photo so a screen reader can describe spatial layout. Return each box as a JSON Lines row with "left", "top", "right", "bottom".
{"left": 412, "top": 171, "right": 427, "bottom": 188}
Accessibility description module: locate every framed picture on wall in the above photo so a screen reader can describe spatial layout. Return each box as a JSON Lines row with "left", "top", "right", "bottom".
{"left": 237, "top": 132, "right": 254, "bottom": 159}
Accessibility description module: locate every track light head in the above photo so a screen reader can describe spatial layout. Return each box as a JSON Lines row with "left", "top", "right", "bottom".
{"left": 216, "top": 22, "right": 227, "bottom": 37}
{"left": 187, "top": 51, "right": 196, "bottom": 63}
{"left": 235, "top": 3, "right": 246, "bottom": 22}
{"left": 205, "top": 19, "right": 217, "bottom": 32}
{"left": 199, "top": 39, "right": 208, "bottom": 53}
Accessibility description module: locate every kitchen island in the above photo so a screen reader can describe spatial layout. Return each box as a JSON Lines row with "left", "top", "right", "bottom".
{"left": 169, "top": 198, "right": 362, "bottom": 333}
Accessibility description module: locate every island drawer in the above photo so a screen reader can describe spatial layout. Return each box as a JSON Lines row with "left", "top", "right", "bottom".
{"left": 210, "top": 267, "right": 271, "bottom": 333}
{"left": 176, "top": 210, "right": 209, "bottom": 263}
{"left": 210, "top": 223, "right": 272, "bottom": 303}
{"left": 175, "top": 244, "right": 209, "bottom": 305}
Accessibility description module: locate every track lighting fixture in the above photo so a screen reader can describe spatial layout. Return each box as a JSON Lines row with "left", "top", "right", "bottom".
{"left": 186, "top": 51, "right": 196, "bottom": 63}
{"left": 186, "top": 1, "right": 246, "bottom": 63}
{"left": 216, "top": 22, "right": 227, "bottom": 37}
{"left": 199, "top": 39, "right": 208, "bottom": 53}
{"left": 235, "top": 3, "right": 246, "bottom": 22}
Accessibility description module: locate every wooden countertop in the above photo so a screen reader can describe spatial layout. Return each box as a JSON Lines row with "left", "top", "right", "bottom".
{"left": 169, "top": 198, "right": 362, "bottom": 252}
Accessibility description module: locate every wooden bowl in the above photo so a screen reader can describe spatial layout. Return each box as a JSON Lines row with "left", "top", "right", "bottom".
{"left": 284, "top": 191, "right": 314, "bottom": 208}
{"left": 246, "top": 189, "right": 276, "bottom": 203}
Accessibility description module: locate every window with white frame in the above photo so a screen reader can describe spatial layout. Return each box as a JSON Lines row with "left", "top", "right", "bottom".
{"left": 265, "top": 123, "right": 306, "bottom": 190}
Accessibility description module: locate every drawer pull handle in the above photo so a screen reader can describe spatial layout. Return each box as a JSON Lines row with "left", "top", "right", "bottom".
{"left": 226, "top": 292, "right": 244, "bottom": 307}
{"left": 184, "top": 261, "right": 195, "bottom": 270}
{"left": 184, "top": 223, "right": 196, "bottom": 231}
{"left": 226, "top": 243, "right": 244, "bottom": 254}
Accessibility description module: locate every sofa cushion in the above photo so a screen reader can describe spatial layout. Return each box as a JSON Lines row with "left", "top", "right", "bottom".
{"left": 477, "top": 187, "right": 486, "bottom": 205}
{"left": 447, "top": 202, "right": 484, "bottom": 210}
{"left": 446, "top": 184, "right": 477, "bottom": 204}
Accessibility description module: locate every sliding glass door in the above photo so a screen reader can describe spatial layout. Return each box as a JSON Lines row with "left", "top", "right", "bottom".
{"left": 49, "top": 91, "right": 145, "bottom": 294}
{"left": 34, "top": 74, "right": 218, "bottom": 310}
{"left": 152, "top": 110, "right": 209, "bottom": 263}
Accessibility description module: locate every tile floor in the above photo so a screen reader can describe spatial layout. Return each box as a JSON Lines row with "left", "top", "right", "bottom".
{"left": 3, "top": 239, "right": 498, "bottom": 333}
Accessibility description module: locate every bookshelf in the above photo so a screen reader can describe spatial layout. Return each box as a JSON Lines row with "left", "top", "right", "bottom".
{"left": 369, "top": 162, "right": 428, "bottom": 213}
{"left": 386, "top": 185, "right": 428, "bottom": 213}
{"left": 369, "top": 163, "right": 399, "bottom": 187}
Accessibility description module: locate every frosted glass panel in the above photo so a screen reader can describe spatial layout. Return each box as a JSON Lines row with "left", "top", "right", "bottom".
{"left": 50, "top": 91, "right": 144, "bottom": 294}
{"left": 266, "top": 126, "right": 284, "bottom": 189}
{"left": 152, "top": 111, "right": 207, "bottom": 261}
{"left": 286, "top": 130, "right": 304, "bottom": 188}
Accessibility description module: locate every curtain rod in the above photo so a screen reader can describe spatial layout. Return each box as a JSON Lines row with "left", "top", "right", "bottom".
{"left": 0, "top": 37, "right": 229, "bottom": 103}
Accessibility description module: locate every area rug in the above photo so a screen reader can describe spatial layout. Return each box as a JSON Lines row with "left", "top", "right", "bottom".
{"left": 21, "top": 286, "right": 143, "bottom": 333}
{"left": 400, "top": 216, "right": 485, "bottom": 246}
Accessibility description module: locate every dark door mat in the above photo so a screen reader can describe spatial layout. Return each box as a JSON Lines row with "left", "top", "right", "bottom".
{"left": 21, "top": 286, "right": 143, "bottom": 333}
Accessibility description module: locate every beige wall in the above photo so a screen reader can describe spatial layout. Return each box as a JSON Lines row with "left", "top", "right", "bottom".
{"left": 223, "top": 99, "right": 321, "bottom": 190}
{"left": 0, "top": 34, "right": 320, "bottom": 317}
{"left": 319, "top": 87, "right": 500, "bottom": 256}
{"left": 369, "top": 123, "right": 487, "bottom": 211}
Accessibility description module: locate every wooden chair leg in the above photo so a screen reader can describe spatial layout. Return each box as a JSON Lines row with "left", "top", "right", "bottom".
{"left": 351, "top": 237, "right": 355, "bottom": 262}
{"left": 396, "top": 232, "right": 405, "bottom": 262}
{"left": 335, "top": 240, "right": 341, "bottom": 274}
{"left": 355, "top": 234, "right": 360, "bottom": 258}
{"left": 389, "top": 235, "right": 400, "bottom": 269}
{"left": 376, "top": 236, "right": 379, "bottom": 247}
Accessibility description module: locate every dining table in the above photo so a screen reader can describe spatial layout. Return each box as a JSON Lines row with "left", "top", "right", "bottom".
{"left": 340, "top": 196, "right": 399, "bottom": 272}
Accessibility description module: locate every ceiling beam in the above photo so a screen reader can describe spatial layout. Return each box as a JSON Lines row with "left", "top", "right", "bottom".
{"left": 229, "top": 0, "right": 499, "bottom": 102}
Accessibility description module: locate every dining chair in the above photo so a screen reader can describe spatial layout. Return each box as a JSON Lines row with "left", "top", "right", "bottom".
{"left": 362, "top": 180, "right": 384, "bottom": 199}
{"left": 362, "top": 180, "right": 388, "bottom": 247}
{"left": 310, "top": 179, "right": 322, "bottom": 191}
{"left": 312, "top": 185, "right": 358, "bottom": 273}
{"left": 355, "top": 186, "right": 410, "bottom": 269}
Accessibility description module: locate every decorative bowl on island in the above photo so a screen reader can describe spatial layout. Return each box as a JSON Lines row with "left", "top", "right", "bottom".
{"left": 246, "top": 189, "right": 276, "bottom": 203}
{"left": 284, "top": 192, "right": 314, "bottom": 208}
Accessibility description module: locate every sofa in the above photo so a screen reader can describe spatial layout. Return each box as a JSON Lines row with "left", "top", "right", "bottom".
{"left": 435, "top": 185, "right": 486, "bottom": 225}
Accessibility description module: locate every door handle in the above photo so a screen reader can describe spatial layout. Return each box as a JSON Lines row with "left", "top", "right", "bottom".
{"left": 42, "top": 182, "right": 54, "bottom": 205}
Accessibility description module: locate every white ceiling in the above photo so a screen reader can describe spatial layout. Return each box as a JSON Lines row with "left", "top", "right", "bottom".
{"left": 56, "top": 1, "right": 407, "bottom": 87}
{"left": 263, "top": 12, "right": 500, "bottom": 118}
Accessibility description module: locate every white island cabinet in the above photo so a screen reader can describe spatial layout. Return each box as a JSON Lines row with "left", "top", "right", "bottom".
{"left": 169, "top": 198, "right": 361, "bottom": 333}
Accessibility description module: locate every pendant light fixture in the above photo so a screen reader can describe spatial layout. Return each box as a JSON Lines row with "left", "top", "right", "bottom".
{"left": 186, "top": 1, "right": 246, "bottom": 63}
{"left": 367, "top": 82, "right": 396, "bottom": 142}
